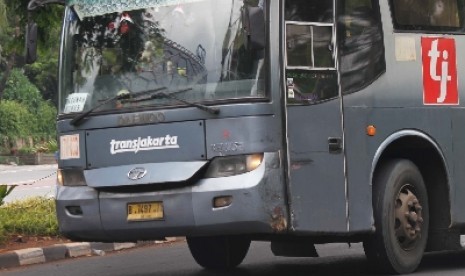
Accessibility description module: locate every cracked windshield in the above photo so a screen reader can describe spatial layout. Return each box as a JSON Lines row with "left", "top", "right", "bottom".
{"left": 60, "top": 0, "right": 267, "bottom": 114}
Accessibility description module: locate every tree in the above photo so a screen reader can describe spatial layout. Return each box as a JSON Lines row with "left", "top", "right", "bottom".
{"left": 0, "top": 0, "right": 7, "bottom": 71}
{"left": 0, "top": 0, "right": 6, "bottom": 36}
{"left": 3, "top": 68, "right": 42, "bottom": 111}
{"left": 24, "top": 55, "right": 59, "bottom": 105}
{"left": 0, "top": 0, "right": 13, "bottom": 100}
{"left": 0, "top": 0, "right": 63, "bottom": 104}
{"left": 0, "top": 69, "right": 57, "bottom": 151}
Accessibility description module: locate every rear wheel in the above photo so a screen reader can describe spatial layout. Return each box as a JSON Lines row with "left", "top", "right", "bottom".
{"left": 364, "top": 159, "right": 429, "bottom": 274}
{"left": 187, "top": 236, "right": 251, "bottom": 270}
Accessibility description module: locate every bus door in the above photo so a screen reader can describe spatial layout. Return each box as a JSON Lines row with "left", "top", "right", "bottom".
{"left": 284, "top": 0, "right": 347, "bottom": 233}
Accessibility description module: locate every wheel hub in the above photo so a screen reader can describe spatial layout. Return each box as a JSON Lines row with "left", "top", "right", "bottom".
{"left": 394, "top": 185, "right": 424, "bottom": 250}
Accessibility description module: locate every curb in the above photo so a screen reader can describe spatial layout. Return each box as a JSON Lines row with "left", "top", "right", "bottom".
{"left": 0, "top": 238, "right": 179, "bottom": 269}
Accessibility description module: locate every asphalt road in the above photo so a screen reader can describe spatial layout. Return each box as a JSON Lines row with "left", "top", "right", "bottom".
{"left": 0, "top": 164, "right": 57, "bottom": 203}
{"left": 3, "top": 166, "right": 465, "bottom": 275}
{"left": 3, "top": 241, "right": 465, "bottom": 276}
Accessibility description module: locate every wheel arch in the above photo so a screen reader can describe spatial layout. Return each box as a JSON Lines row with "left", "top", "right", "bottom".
{"left": 370, "top": 130, "right": 452, "bottom": 249}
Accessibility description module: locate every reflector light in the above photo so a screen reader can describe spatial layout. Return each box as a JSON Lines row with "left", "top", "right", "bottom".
{"left": 367, "top": 125, "right": 377, "bottom": 136}
{"left": 57, "top": 169, "right": 64, "bottom": 186}
{"left": 213, "top": 196, "right": 233, "bottom": 208}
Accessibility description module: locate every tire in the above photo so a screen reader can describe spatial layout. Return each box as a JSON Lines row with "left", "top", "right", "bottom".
{"left": 363, "top": 159, "right": 429, "bottom": 274}
{"left": 187, "top": 236, "right": 251, "bottom": 270}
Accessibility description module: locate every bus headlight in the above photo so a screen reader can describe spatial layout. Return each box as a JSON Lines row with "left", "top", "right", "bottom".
{"left": 204, "top": 153, "right": 263, "bottom": 178}
{"left": 57, "top": 169, "right": 87, "bottom": 186}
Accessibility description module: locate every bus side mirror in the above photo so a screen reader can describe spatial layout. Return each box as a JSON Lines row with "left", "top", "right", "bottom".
{"left": 25, "top": 22, "right": 38, "bottom": 64}
{"left": 242, "top": 6, "right": 265, "bottom": 51}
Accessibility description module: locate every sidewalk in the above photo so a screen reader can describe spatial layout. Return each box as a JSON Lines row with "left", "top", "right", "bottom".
{"left": 0, "top": 238, "right": 180, "bottom": 269}
{"left": 0, "top": 164, "right": 57, "bottom": 171}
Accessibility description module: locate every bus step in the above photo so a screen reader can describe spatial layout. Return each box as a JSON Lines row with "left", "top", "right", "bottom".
{"left": 271, "top": 240, "right": 318, "bottom": 257}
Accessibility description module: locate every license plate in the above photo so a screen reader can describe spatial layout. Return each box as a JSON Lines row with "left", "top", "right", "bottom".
{"left": 127, "top": 202, "right": 164, "bottom": 221}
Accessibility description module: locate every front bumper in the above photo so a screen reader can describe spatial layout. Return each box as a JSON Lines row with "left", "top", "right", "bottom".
{"left": 56, "top": 152, "right": 287, "bottom": 242}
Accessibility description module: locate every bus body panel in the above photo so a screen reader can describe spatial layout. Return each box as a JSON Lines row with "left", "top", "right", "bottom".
{"left": 341, "top": 105, "right": 374, "bottom": 232}
{"left": 451, "top": 110, "right": 465, "bottom": 226}
{"left": 85, "top": 121, "right": 206, "bottom": 168}
{"left": 53, "top": 0, "right": 465, "bottom": 252}
{"left": 342, "top": 0, "right": 464, "bottom": 232}
{"left": 443, "top": 17, "right": 465, "bottom": 228}
{"left": 286, "top": 100, "right": 348, "bottom": 233}
{"left": 84, "top": 161, "right": 208, "bottom": 188}
{"left": 205, "top": 116, "right": 281, "bottom": 159}
{"left": 56, "top": 186, "right": 107, "bottom": 241}
{"left": 56, "top": 152, "right": 288, "bottom": 241}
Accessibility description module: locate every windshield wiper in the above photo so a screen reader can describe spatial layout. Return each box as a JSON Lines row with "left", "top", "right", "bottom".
{"left": 126, "top": 87, "right": 220, "bottom": 115}
{"left": 70, "top": 86, "right": 218, "bottom": 126}
{"left": 69, "top": 87, "right": 167, "bottom": 126}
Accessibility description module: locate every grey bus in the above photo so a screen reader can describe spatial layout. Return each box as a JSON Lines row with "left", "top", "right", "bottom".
{"left": 26, "top": 0, "right": 465, "bottom": 274}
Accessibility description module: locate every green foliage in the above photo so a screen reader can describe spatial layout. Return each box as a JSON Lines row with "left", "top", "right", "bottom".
{"left": 25, "top": 58, "right": 59, "bottom": 104}
{"left": 4, "top": 69, "right": 42, "bottom": 111}
{"left": 0, "top": 225, "right": 6, "bottom": 244}
{"left": 0, "top": 0, "right": 10, "bottom": 79}
{"left": 0, "top": 0, "right": 63, "bottom": 107}
{"left": 0, "top": 0, "right": 6, "bottom": 34}
{"left": 16, "top": 139, "right": 58, "bottom": 155}
{"left": 32, "top": 139, "right": 58, "bottom": 154}
{"left": 0, "top": 0, "right": 20, "bottom": 57}
{"left": 0, "top": 184, "right": 16, "bottom": 206}
{"left": 0, "top": 143, "right": 8, "bottom": 155}
{"left": 0, "top": 69, "right": 57, "bottom": 143}
{"left": 3, "top": 0, "right": 63, "bottom": 52}
{"left": 35, "top": 7, "right": 63, "bottom": 57}
{"left": 0, "top": 197, "right": 59, "bottom": 238}
{"left": 36, "top": 101, "right": 58, "bottom": 136}
{"left": 0, "top": 100, "right": 36, "bottom": 139}
{"left": 17, "top": 146, "right": 34, "bottom": 154}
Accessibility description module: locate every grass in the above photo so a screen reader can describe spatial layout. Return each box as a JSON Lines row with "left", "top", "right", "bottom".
{"left": 0, "top": 197, "right": 59, "bottom": 244}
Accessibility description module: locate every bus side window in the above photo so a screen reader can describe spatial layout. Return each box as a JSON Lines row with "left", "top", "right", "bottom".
{"left": 338, "top": 0, "right": 386, "bottom": 95}
{"left": 285, "top": 1, "right": 333, "bottom": 23}
{"left": 391, "top": 0, "right": 463, "bottom": 30}
{"left": 286, "top": 25, "right": 334, "bottom": 68}
{"left": 285, "top": 0, "right": 338, "bottom": 105}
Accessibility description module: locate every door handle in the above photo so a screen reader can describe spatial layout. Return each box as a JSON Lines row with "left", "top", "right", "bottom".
{"left": 328, "top": 137, "right": 342, "bottom": 153}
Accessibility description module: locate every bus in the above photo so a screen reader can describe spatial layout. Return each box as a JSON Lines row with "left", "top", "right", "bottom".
{"left": 26, "top": 0, "right": 465, "bottom": 274}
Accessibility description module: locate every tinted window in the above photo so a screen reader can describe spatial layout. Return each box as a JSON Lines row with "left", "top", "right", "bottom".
{"left": 285, "top": 1, "right": 333, "bottom": 22}
{"left": 391, "top": 0, "right": 464, "bottom": 31}
{"left": 285, "top": 0, "right": 338, "bottom": 105}
{"left": 285, "top": 1, "right": 335, "bottom": 70}
{"left": 338, "top": 0, "right": 386, "bottom": 94}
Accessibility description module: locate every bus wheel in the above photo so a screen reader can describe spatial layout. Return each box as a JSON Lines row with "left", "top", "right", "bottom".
{"left": 187, "top": 236, "right": 251, "bottom": 270}
{"left": 363, "top": 159, "right": 429, "bottom": 274}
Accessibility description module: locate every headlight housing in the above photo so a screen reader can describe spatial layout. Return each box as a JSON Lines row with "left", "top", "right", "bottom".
{"left": 204, "top": 153, "right": 263, "bottom": 178}
{"left": 57, "top": 169, "right": 87, "bottom": 186}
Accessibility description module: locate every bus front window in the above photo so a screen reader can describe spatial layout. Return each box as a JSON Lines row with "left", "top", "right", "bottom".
{"left": 60, "top": 0, "right": 267, "bottom": 115}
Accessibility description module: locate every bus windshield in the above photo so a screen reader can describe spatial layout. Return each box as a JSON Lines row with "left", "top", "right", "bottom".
{"left": 59, "top": 0, "right": 267, "bottom": 115}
